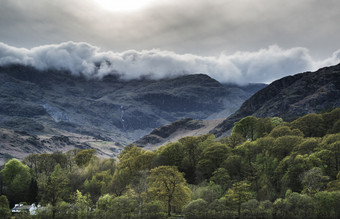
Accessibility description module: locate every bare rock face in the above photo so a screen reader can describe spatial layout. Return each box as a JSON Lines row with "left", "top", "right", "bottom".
{"left": 211, "top": 63, "right": 340, "bottom": 137}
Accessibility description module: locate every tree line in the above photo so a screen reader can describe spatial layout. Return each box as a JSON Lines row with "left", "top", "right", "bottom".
{"left": 0, "top": 108, "right": 340, "bottom": 218}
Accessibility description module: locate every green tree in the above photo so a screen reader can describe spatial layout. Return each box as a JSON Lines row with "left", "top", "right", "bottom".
{"left": 270, "top": 136, "right": 303, "bottom": 160}
{"left": 179, "top": 135, "right": 213, "bottom": 184}
{"left": 28, "top": 178, "right": 39, "bottom": 204}
{"left": 83, "top": 176, "right": 103, "bottom": 203}
{"left": 273, "top": 198, "right": 286, "bottom": 219}
{"left": 253, "top": 153, "right": 278, "bottom": 201}
{"left": 44, "top": 164, "right": 70, "bottom": 218}
{"left": 0, "top": 195, "right": 10, "bottom": 219}
{"left": 269, "top": 125, "right": 303, "bottom": 138}
{"left": 314, "top": 191, "right": 340, "bottom": 219}
{"left": 148, "top": 166, "right": 191, "bottom": 217}
{"left": 142, "top": 200, "right": 167, "bottom": 219}
{"left": 118, "top": 145, "right": 155, "bottom": 179}
{"left": 256, "top": 117, "right": 282, "bottom": 139}
{"left": 274, "top": 191, "right": 316, "bottom": 219}
{"left": 331, "top": 120, "right": 340, "bottom": 133}
{"left": 293, "top": 138, "right": 320, "bottom": 155}
{"left": 302, "top": 167, "right": 329, "bottom": 195}
{"left": 130, "top": 170, "right": 149, "bottom": 217}
{"left": 197, "top": 142, "right": 231, "bottom": 179}
{"left": 183, "top": 199, "right": 208, "bottom": 219}
{"left": 318, "top": 134, "right": 340, "bottom": 178}
{"left": 38, "top": 153, "right": 57, "bottom": 174}
{"left": 83, "top": 158, "right": 115, "bottom": 199}
{"left": 222, "top": 132, "right": 245, "bottom": 148}
{"left": 232, "top": 116, "right": 258, "bottom": 141}
{"left": 156, "top": 142, "right": 184, "bottom": 167}
{"left": 23, "top": 153, "right": 40, "bottom": 179}
{"left": 240, "top": 199, "right": 260, "bottom": 219}
{"left": 321, "top": 107, "right": 340, "bottom": 133}
{"left": 291, "top": 113, "right": 326, "bottom": 137}
{"left": 276, "top": 154, "right": 317, "bottom": 193}
{"left": 74, "top": 149, "right": 97, "bottom": 167}
{"left": 0, "top": 159, "right": 31, "bottom": 204}
{"left": 50, "top": 152, "right": 68, "bottom": 169}
{"left": 111, "top": 195, "right": 138, "bottom": 219}
{"left": 327, "top": 171, "right": 340, "bottom": 191}
{"left": 54, "top": 201, "right": 75, "bottom": 219}
{"left": 327, "top": 141, "right": 340, "bottom": 174}
{"left": 108, "top": 168, "right": 131, "bottom": 196}
{"left": 221, "top": 155, "right": 243, "bottom": 179}
{"left": 225, "top": 180, "right": 255, "bottom": 218}
{"left": 74, "top": 190, "right": 92, "bottom": 219}
{"left": 93, "top": 194, "right": 113, "bottom": 218}
{"left": 67, "top": 166, "right": 87, "bottom": 196}
{"left": 191, "top": 183, "right": 223, "bottom": 204}
{"left": 109, "top": 145, "right": 154, "bottom": 196}
{"left": 241, "top": 199, "right": 273, "bottom": 219}
{"left": 210, "top": 168, "right": 232, "bottom": 192}
{"left": 235, "top": 141, "right": 260, "bottom": 166}
{"left": 65, "top": 149, "right": 78, "bottom": 172}
{"left": 209, "top": 197, "right": 236, "bottom": 218}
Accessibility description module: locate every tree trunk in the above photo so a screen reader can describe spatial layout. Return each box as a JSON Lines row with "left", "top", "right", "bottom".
{"left": 138, "top": 199, "right": 142, "bottom": 218}
{"left": 168, "top": 198, "right": 171, "bottom": 217}
{"left": 52, "top": 207, "right": 56, "bottom": 219}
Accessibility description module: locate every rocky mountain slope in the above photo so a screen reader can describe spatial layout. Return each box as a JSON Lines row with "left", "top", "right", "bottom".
{"left": 0, "top": 65, "right": 264, "bottom": 163}
{"left": 136, "top": 63, "right": 340, "bottom": 148}
{"left": 211, "top": 63, "right": 340, "bottom": 137}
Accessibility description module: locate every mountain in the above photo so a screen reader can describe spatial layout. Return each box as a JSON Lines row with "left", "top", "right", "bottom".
{"left": 135, "top": 63, "right": 340, "bottom": 148}
{"left": 0, "top": 65, "right": 264, "bottom": 164}
{"left": 211, "top": 63, "right": 340, "bottom": 137}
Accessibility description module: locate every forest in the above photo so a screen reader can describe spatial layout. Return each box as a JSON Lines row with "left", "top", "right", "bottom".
{"left": 1, "top": 108, "right": 340, "bottom": 219}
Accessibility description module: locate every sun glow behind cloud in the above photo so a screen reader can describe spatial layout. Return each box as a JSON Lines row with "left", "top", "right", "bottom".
{"left": 93, "top": 0, "right": 156, "bottom": 12}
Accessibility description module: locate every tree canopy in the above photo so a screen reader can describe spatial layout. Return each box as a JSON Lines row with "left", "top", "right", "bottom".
{"left": 1, "top": 107, "right": 340, "bottom": 218}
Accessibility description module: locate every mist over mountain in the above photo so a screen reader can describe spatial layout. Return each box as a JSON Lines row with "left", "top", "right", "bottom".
{"left": 1, "top": 42, "right": 340, "bottom": 85}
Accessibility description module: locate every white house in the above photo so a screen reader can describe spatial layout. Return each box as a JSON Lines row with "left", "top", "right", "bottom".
{"left": 11, "top": 203, "right": 45, "bottom": 215}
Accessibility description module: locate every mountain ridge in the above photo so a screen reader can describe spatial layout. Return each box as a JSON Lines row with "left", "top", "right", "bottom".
{"left": 0, "top": 64, "right": 264, "bottom": 163}
{"left": 136, "top": 63, "right": 340, "bottom": 148}
{"left": 211, "top": 63, "right": 340, "bottom": 136}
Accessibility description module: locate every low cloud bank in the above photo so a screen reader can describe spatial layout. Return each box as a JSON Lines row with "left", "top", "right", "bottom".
{"left": 0, "top": 41, "right": 339, "bottom": 84}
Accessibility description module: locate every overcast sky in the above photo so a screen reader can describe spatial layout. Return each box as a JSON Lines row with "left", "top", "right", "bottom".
{"left": 1, "top": 0, "right": 340, "bottom": 84}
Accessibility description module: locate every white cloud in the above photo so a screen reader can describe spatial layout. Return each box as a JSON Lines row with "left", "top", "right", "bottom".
{"left": 0, "top": 42, "right": 339, "bottom": 84}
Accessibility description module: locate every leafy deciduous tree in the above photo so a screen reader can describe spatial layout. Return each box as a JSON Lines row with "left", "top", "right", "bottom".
{"left": 148, "top": 166, "right": 191, "bottom": 217}
{"left": 302, "top": 167, "right": 329, "bottom": 195}
{"left": 198, "top": 142, "right": 230, "bottom": 179}
{"left": 44, "top": 164, "right": 70, "bottom": 218}
{"left": 232, "top": 116, "right": 258, "bottom": 141}
{"left": 225, "top": 180, "right": 255, "bottom": 218}
{"left": 0, "top": 159, "right": 31, "bottom": 204}
{"left": 183, "top": 199, "right": 208, "bottom": 219}
{"left": 0, "top": 195, "right": 10, "bottom": 219}
{"left": 291, "top": 113, "right": 326, "bottom": 137}
{"left": 75, "top": 149, "right": 97, "bottom": 167}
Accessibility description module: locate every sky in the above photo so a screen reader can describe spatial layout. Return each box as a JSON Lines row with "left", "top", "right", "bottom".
{"left": 1, "top": 0, "right": 340, "bottom": 84}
